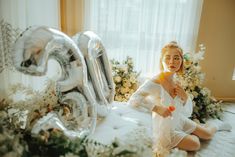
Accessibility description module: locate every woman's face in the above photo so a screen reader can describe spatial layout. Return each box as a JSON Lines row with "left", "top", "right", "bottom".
{"left": 162, "top": 48, "right": 183, "bottom": 73}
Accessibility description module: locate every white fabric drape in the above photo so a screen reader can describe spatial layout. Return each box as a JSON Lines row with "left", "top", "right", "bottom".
{"left": 84, "top": 0, "right": 203, "bottom": 77}
{"left": 0, "top": 0, "right": 60, "bottom": 30}
{"left": 0, "top": 0, "right": 60, "bottom": 98}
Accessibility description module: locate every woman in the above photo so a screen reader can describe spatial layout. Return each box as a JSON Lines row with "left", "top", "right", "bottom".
{"left": 128, "top": 42, "right": 231, "bottom": 155}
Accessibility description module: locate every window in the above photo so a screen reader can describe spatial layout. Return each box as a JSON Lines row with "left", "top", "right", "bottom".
{"left": 84, "top": 0, "right": 203, "bottom": 77}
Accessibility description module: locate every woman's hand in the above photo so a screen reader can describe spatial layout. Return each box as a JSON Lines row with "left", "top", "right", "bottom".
{"left": 174, "top": 84, "right": 187, "bottom": 103}
{"left": 152, "top": 105, "right": 172, "bottom": 118}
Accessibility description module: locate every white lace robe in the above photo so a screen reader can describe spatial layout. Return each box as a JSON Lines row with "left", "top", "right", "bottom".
{"left": 128, "top": 80, "right": 195, "bottom": 153}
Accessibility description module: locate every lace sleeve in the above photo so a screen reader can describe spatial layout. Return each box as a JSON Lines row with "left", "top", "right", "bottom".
{"left": 128, "top": 80, "right": 161, "bottom": 112}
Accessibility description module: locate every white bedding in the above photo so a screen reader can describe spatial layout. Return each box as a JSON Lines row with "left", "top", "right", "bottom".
{"left": 188, "top": 103, "right": 235, "bottom": 157}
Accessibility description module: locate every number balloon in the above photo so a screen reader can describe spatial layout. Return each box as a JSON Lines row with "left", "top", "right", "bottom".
{"left": 13, "top": 26, "right": 97, "bottom": 138}
{"left": 73, "top": 31, "right": 115, "bottom": 116}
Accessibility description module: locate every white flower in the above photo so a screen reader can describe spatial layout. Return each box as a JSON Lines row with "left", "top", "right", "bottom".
{"left": 192, "top": 50, "right": 205, "bottom": 62}
{"left": 188, "top": 82, "right": 194, "bottom": 88}
{"left": 123, "top": 80, "right": 131, "bottom": 87}
{"left": 122, "top": 98, "right": 128, "bottom": 102}
{"left": 115, "top": 95, "right": 123, "bottom": 102}
{"left": 111, "top": 57, "right": 139, "bottom": 102}
{"left": 202, "top": 87, "right": 211, "bottom": 96}
{"left": 131, "top": 83, "right": 138, "bottom": 91}
{"left": 117, "top": 65, "right": 128, "bottom": 73}
{"left": 124, "top": 93, "right": 131, "bottom": 99}
{"left": 192, "top": 91, "right": 198, "bottom": 98}
{"left": 114, "top": 75, "right": 122, "bottom": 83}
{"left": 60, "top": 153, "right": 80, "bottom": 157}
{"left": 130, "top": 75, "right": 137, "bottom": 83}
{"left": 127, "top": 58, "right": 133, "bottom": 65}
{"left": 120, "top": 87, "right": 129, "bottom": 94}
{"left": 194, "top": 78, "right": 200, "bottom": 85}
{"left": 198, "top": 73, "right": 205, "bottom": 82}
{"left": 184, "top": 61, "right": 192, "bottom": 68}
{"left": 193, "top": 119, "right": 200, "bottom": 124}
{"left": 129, "top": 89, "right": 135, "bottom": 94}
{"left": 194, "top": 65, "right": 201, "bottom": 72}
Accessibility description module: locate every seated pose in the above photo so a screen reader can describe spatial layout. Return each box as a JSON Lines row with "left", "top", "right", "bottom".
{"left": 128, "top": 42, "right": 231, "bottom": 155}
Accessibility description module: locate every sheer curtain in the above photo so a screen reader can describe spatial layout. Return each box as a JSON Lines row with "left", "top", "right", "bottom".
{"left": 84, "top": 0, "right": 203, "bottom": 77}
{"left": 0, "top": 0, "right": 60, "bottom": 98}
{"left": 0, "top": 0, "right": 60, "bottom": 30}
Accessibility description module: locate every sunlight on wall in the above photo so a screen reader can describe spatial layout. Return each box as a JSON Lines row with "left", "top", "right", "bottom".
{"left": 233, "top": 67, "right": 235, "bottom": 80}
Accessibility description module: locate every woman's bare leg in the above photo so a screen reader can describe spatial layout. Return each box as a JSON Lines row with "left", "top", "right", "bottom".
{"left": 176, "top": 134, "right": 201, "bottom": 151}
{"left": 176, "top": 123, "right": 217, "bottom": 151}
{"left": 192, "top": 124, "right": 217, "bottom": 140}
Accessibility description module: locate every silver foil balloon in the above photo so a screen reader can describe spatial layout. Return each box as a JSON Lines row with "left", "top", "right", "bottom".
{"left": 12, "top": 26, "right": 97, "bottom": 138}
{"left": 73, "top": 31, "right": 115, "bottom": 117}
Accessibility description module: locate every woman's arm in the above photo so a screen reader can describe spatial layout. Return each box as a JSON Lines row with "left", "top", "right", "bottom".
{"left": 128, "top": 90, "right": 156, "bottom": 112}
{"left": 152, "top": 105, "right": 172, "bottom": 118}
{"left": 128, "top": 81, "right": 172, "bottom": 117}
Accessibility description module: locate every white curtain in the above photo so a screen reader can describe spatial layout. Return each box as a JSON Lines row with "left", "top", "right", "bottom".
{"left": 0, "top": 0, "right": 60, "bottom": 30}
{"left": 84, "top": 0, "right": 203, "bottom": 77}
{"left": 0, "top": 0, "right": 60, "bottom": 98}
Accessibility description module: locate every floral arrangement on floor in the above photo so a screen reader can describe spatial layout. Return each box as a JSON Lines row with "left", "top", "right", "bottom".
{"left": 85, "top": 127, "right": 152, "bottom": 157}
{"left": 110, "top": 57, "right": 140, "bottom": 102}
{"left": 5, "top": 80, "right": 59, "bottom": 130}
{"left": 176, "top": 45, "right": 223, "bottom": 123}
{"left": 0, "top": 21, "right": 149, "bottom": 157}
{"left": 0, "top": 81, "right": 88, "bottom": 157}
{"left": 0, "top": 81, "right": 150, "bottom": 157}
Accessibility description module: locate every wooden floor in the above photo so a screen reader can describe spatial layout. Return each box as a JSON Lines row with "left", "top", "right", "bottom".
{"left": 188, "top": 102, "right": 235, "bottom": 157}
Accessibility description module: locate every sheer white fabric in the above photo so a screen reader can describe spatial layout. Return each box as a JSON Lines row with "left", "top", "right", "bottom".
{"left": 84, "top": 0, "right": 203, "bottom": 77}
{"left": 0, "top": 0, "right": 60, "bottom": 96}
{"left": 0, "top": 0, "right": 60, "bottom": 30}
{"left": 128, "top": 80, "right": 195, "bottom": 153}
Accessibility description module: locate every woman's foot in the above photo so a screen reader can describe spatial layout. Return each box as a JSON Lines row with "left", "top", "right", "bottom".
{"left": 206, "top": 119, "right": 232, "bottom": 131}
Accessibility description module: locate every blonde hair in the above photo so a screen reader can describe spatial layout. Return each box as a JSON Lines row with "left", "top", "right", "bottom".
{"left": 159, "top": 41, "right": 184, "bottom": 74}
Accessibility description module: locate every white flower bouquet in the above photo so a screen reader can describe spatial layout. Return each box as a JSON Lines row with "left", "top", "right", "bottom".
{"left": 111, "top": 57, "right": 140, "bottom": 102}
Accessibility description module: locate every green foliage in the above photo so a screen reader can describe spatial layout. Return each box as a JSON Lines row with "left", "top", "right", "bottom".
{"left": 177, "top": 45, "right": 223, "bottom": 123}
{"left": 24, "top": 129, "right": 87, "bottom": 157}
{"left": 0, "top": 91, "right": 141, "bottom": 157}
